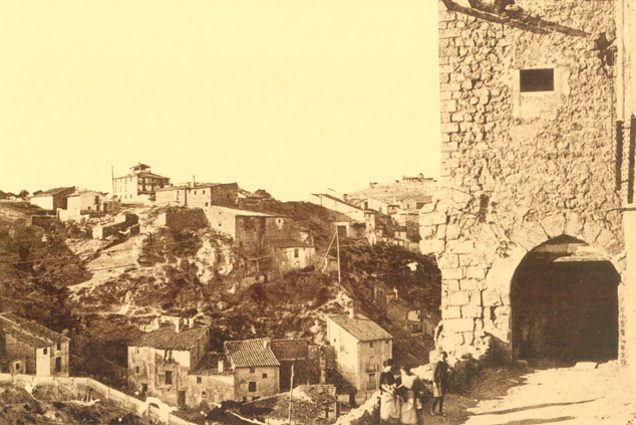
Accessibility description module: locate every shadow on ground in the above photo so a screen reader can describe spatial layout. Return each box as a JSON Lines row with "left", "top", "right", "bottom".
{"left": 426, "top": 363, "right": 533, "bottom": 425}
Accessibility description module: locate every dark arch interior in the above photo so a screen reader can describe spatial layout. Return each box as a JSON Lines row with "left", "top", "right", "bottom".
{"left": 511, "top": 238, "right": 619, "bottom": 363}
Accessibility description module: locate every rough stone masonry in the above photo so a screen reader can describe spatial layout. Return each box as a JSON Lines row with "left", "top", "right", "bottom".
{"left": 421, "top": 0, "right": 627, "bottom": 361}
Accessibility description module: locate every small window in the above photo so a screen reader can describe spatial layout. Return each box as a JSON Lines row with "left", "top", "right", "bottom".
{"left": 202, "top": 391, "right": 206, "bottom": 396}
{"left": 368, "top": 373, "right": 376, "bottom": 383}
{"left": 165, "top": 371, "right": 173, "bottom": 385}
{"left": 205, "top": 202, "right": 209, "bottom": 207}
{"left": 248, "top": 381, "right": 257, "bottom": 392}
{"left": 250, "top": 367, "right": 255, "bottom": 374}
{"left": 43, "top": 348, "right": 48, "bottom": 355}
{"left": 135, "top": 366, "right": 140, "bottom": 374}
{"left": 369, "top": 342, "right": 374, "bottom": 348}
{"left": 194, "top": 190, "right": 197, "bottom": 195}
{"left": 56, "top": 342, "right": 61, "bottom": 351}
{"left": 197, "top": 376, "right": 202, "bottom": 384}
{"left": 294, "top": 248, "right": 299, "bottom": 258}
{"left": 202, "top": 190, "right": 206, "bottom": 194}
{"left": 520, "top": 68, "right": 554, "bottom": 92}
{"left": 262, "top": 373, "right": 268, "bottom": 379}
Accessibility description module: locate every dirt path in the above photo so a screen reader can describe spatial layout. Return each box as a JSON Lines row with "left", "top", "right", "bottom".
{"left": 458, "top": 361, "right": 636, "bottom": 425}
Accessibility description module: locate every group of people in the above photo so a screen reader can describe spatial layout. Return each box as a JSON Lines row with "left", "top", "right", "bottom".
{"left": 378, "top": 352, "right": 449, "bottom": 424}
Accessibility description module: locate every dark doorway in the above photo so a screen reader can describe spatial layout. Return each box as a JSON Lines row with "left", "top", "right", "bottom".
{"left": 178, "top": 390, "right": 186, "bottom": 407}
{"left": 511, "top": 236, "right": 619, "bottom": 363}
{"left": 55, "top": 357, "right": 62, "bottom": 373}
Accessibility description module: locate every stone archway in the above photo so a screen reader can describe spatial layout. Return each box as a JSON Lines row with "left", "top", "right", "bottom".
{"left": 509, "top": 235, "right": 620, "bottom": 362}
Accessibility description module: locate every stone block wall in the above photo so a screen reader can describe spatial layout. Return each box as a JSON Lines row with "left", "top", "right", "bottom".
{"left": 422, "top": 0, "right": 626, "bottom": 360}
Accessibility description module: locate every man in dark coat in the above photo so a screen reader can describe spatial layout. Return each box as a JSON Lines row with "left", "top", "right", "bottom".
{"left": 431, "top": 352, "right": 449, "bottom": 416}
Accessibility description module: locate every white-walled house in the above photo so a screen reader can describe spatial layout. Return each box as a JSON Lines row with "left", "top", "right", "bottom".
{"left": 326, "top": 313, "right": 392, "bottom": 403}
{"left": 0, "top": 313, "right": 70, "bottom": 376}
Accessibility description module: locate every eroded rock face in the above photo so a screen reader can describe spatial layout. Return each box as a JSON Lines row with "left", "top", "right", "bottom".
{"left": 423, "top": 0, "right": 625, "bottom": 361}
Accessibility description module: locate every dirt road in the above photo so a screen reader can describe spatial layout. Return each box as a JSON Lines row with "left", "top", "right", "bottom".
{"left": 460, "top": 361, "right": 636, "bottom": 425}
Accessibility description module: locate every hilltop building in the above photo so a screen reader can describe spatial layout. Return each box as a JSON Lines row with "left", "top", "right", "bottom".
{"left": 155, "top": 182, "right": 239, "bottom": 208}
{"left": 112, "top": 163, "right": 170, "bottom": 203}
{"left": 29, "top": 187, "right": 76, "bottom": 211}
{"left": 0, "top": 313, "right": 70, "bottom": 377}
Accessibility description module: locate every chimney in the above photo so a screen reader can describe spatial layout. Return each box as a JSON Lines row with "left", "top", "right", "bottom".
{"left": 218, "top": 358, "right": 224, "bottom": 373}
{"left": 262, "top": 338, "right": 270, "bottom": 349}
{"left": 175, "top": 318, "right": 182, "bottom": 333}
{"left": 348, "top": 304, "right": 356, "bottom": 319}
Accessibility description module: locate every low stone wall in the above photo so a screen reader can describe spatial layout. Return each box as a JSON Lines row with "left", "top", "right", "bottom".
{"left": 0, "top": 374, "right": 197, "bottom": 425}
{"left": 92, "top": 213, "right": 139, "bottom": 239}
{"left": 158, "top": 208, "right": 208, "bottom": 232}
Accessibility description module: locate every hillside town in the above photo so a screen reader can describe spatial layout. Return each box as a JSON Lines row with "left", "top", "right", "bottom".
{"left": 7, "top": 0, "right": 636, "bottom": 424}
{"left": 0, "top": 161, "right": 443, "bottom": 424}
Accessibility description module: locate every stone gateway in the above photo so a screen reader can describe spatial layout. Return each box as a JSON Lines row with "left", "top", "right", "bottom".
{"left": 421, "top": 0, "right": 634, "bottom": 367}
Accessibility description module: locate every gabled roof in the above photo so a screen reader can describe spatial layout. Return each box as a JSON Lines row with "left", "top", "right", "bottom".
{"left": 224, "top": 338, "right": 280, "bottom": 368}
{"left": 192, "top": 352, "right": 233, "bottom": 376}
{"left": 0, "top": 313, "right": 69, "bottom": 348}
{"left": 31, "top": 187, "right": 76, "bottom": 198}
{"left": 311, "top": 193, "right": 364, "bottom": 210}
{"left": 208, "top": 206, "right": 282, "bottom": 218}
{"left": 328, "top": 314, "right": 392, "bottom": 342}
{"left": 133, "top": 324, "right": 208, "bottom": 351}
{"left": 156, "top": 182, "right": 238, "bottom": 192}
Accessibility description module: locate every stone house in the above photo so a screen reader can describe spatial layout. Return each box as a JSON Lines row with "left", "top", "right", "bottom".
{"left": 155, "top": 183, "right": 239, "bottom": 208}
{"left": 185, "top": 352, "right": 235, "bottom": 408}
{"left": 112, "top": 163, "right": 170, "bottom": 203}
{"left": 205, "top": 206, "right": 308, "bottom": 255}
{"left": 30, "top": 187, "right": 76, "bottom": 211}
{"left": 127, "top": 321, "right": 209, "bottom": 407}
{"left": 224, "top": 338, "right": 281, "bottom": 402}
{"left": 270, "top": 240, "right": 316, "bottom": 275}
{"left": 0, "top": 313, "right": 70, "bottom": 376}
{"left": 421, "top": 0, "right": 630, "bottom": 365}
{"left": 326, "top": 313, "right": 392, "bottom": 403}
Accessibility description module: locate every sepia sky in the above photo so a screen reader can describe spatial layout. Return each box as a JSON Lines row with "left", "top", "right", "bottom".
{"left": 0, "top": 1, "right": 440, "bottom": 201}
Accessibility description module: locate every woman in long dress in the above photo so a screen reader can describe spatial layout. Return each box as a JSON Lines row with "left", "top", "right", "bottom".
{"left": 398, "top": 367, "right": 417, "bottom": 425}
{"left": 379, "top": 359, "right": 398, "bottom": 423}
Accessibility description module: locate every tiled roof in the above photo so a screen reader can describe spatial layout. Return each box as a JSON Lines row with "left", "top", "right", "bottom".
{"left": 328, "top": 314, "right": 392, "bottom": 342}
{"left": 225, "top": 338, "right": 280, "bottom": 368}
{"left": 0, "top": 313, "right": 69, "bottom": 349}
{"left": 270, "top": 339, "right": 309, "bottom": 362}
{"left": 133, "top": 324, "right": 208, "bottom": 351}
{"left": 191, "top": 352, "right": 233, "bottom": 376}
{"left": 115, "top": 172, "right": 169, "bottom": 180}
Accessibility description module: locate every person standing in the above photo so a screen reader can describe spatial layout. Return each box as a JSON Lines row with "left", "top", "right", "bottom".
{"left": 379, "top": 359, "right": 399, "bottom": 423}
{"left": 398, "top": 367, "right": 418, "bottom": 425}
{"left": 431, "top": 352, "right": 449, "bottom": 417}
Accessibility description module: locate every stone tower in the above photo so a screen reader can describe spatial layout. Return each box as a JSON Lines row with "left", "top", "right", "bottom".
{"left": 421, "top": 0, "right": 629, "bottom": 364}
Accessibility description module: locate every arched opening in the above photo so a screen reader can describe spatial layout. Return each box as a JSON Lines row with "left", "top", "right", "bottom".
{"left": 511, "top": 235, "right": 619, "bottom": 363}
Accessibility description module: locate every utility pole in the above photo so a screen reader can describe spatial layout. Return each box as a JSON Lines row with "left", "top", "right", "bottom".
{"left": 288, "top": 361, "right": 295, "bottom": 424}
{"left": 336, "top": 228, "right": 341, "bottom": 287}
